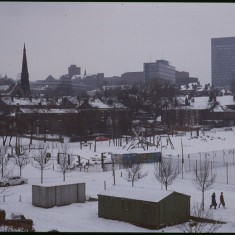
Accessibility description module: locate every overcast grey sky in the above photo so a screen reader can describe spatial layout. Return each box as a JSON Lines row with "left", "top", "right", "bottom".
{"left": 1, "top": 2, "right": 235, "bottom": 84}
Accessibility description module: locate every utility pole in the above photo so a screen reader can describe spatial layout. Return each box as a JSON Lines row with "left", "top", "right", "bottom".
{"left": 181, "top": 138, "right": 184, "bottom": 179}
{"left": 101, "top": 153, "right": 104, "bottom": 171}
{"left": 112, "top": 158, "right": 115, "bottom": 185}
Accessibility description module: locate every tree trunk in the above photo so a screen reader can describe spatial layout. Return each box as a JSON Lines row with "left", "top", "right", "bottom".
{"left": 9, "top": 136, "right": 13, "bottom": 146}
{"left": 20, "top": 166, "right": 22, "bottom": 176}
{"left": 41, "top": 168, "right": 43, "bottom": 184}
{"left": 63, "top": 172, "right": 65, "bottom": 182}
{"left": 2, "top": 136, "right": 7, "bottom": 146}
{"left": 202, "top": 190, "right": 205, "bottom": 211}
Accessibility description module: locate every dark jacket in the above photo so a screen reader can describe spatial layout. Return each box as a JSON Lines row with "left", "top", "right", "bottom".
{"left": 212, "top": 193, "right": 216, "bottom": 205}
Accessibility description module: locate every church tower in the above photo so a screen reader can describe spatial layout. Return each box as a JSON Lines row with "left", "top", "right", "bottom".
{"left": 20, "top": 43, "right": 30, "bottom": 96}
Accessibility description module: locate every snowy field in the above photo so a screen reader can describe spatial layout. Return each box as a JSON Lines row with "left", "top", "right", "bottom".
{"left": 1, "top": 127, "right": 235, "bottom": 232}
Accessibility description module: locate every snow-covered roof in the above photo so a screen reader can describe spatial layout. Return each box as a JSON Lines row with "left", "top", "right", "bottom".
{"left": 58, "top": 96, "right": 79, "bottom": 105}
{"left": 33, "top": 181, "right": 84, "bottom": 187}
{"left": 210, "top": 105, "right": 235, "bottom": 112}
{"left": 98, "top": 184, "right": 175, "bottom": 203}
{"left": 177, "top": 95, "right": 235, "bottom": 110}
{"left": 177, "top": 96, "right": 212, "bottom": 109}
{"left": 1, "top": 97, "right": 59, "bottom": 106}
{"left": 89, "top": 99, "right": 126, "bottom": 109}
{"left": 216, "top": 95, "right": 235, "bottom": 106}
{"left": 19, "top": 108, "right": 78, "bottom": 114}
{"left": 180, "top": 83, "right": 198, "bottom": 90}
{"left": 0, "top": 85, "right": 10, "bottom": 91}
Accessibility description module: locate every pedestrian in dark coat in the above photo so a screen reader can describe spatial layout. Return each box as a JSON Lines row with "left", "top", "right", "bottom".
{"left": 219, "top": 192, "right": 226, "bottom": 208}
{"left": 210, "top": 192, "right": 217, "bottom": 209}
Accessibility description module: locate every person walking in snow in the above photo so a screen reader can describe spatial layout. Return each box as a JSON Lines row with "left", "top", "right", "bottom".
{"left": 219, "top": 192, "right": 226, "bottom": 208}
{"left": 210, "top": 192, "right": 217, "bottom": 209}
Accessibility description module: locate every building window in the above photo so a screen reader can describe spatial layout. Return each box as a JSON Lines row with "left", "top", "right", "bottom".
{"left": 101, "top": 111, "right": 105, "bottom": 121}
{"left": 107, "top": 118, "right": 112, "bottom": 126}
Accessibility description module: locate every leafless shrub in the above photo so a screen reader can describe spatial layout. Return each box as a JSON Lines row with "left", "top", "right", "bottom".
{"left": 154, "top": 157, "right": 178, "bottom": 190}
{"left": 124, "top": 159, "right": 148, "bottom": 187}
{"left": 178, "top": 203, "right": 223, "bottom": 233}
{"left": 192, "top": 159, "right": 216, "bottom": 210}
{"left": 32, "top": 144, "right": 51, "bottom": 184}
{"left": 57, "top": 142, "right": 74, "bottom": 181}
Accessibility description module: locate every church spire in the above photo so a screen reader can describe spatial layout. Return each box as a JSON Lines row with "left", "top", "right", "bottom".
{"left": 20, "top": 43, "right": 30, "bottom": 95}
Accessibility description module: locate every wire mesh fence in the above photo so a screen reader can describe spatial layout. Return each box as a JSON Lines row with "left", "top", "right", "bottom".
{"left": 82, "top": 148, "right": 235, "bottom": 185}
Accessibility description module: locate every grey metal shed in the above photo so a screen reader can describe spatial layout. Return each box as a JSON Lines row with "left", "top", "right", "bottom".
{"left": 32, "top": 182, "right": 86, "bottom": 208}
{"left": 98, "top": 185, "right": 190, "bottom": 229}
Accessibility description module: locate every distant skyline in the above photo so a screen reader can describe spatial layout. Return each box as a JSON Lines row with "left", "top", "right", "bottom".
{"left": 1, "top": 2, "right": 235, "bottom": 85}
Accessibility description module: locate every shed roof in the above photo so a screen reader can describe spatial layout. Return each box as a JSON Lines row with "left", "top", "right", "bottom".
{"left": 98, "top": 184, "right": 188, "bottom": 203}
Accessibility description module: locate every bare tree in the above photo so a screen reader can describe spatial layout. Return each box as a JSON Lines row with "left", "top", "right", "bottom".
{"left": 32, "top": 144, "right": 51, "bottom": 184}
{"left": 14, "top": 146, "right": 29, "bottom": 177}
{"left": 0, "top": 121, "right": 16, "bottom": 146}
{"left": 0, "top": 146, "right": 10, "bottom": 178}
{"left": 178, "top": 203, "right": 223, "bottom": 233}
{"left": 124, "top": 158, "right": 148, "bottom": 187}
{"left": 57, "top": 142, "right": 73, "bottom": 182}
{"left": 154, "top": 157, "right": 178, "bottom": 190}
{"left": 192, "top": 159, "right": 216, "bottom": 211}
{"left": 0, "top": 146, "right": 13, "bottom": 194}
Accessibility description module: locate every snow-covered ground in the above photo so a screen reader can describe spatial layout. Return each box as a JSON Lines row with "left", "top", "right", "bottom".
{"left": 1, "top": 127, "right": 235, "bottom": 232}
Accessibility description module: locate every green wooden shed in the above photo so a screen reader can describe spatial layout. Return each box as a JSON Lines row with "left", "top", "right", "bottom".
{"left": 98, "top": 185, "right": 190, "bottom": 229}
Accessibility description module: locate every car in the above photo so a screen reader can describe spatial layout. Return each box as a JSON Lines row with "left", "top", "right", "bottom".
{"left": 95, "top": 136, "right": 110, "bottom": 141}
{"left": 0, "top": 176, "right": 28, "bottom": 187}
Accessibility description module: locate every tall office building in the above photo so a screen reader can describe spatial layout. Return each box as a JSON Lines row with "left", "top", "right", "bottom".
{"left": 211, "top": 37, "right": 235, "bottom": 88}
{"left": 144, "top": 60, "right": 175, "bottom": 84}
{"left": 68, "top": 65, "right": 81, "bottom": 78}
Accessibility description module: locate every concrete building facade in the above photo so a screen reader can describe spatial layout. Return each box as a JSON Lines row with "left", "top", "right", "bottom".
{"left": 211, "top": 37, "right": 235, "bottom": 88}
{"left": 68, "top": 65, "right": 81, "bottom": 78}
{"left": 144, "top": 60, "right": 175, "bottom": 84}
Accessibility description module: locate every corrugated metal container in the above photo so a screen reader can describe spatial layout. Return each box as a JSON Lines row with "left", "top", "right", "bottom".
{"left": 98, "top": 185, "right": 190, "bottom": 229}
{"left": 56, "top": 184, "right": 78, "bottom": 206}
{"left": 77, "top": 183, "right": 86, "bottom": 203}
{"left": 32, "top": 183, "right": 86, "bottom": 208}
{"left": 32, "top": 185, "right": 56, "bottom": 208}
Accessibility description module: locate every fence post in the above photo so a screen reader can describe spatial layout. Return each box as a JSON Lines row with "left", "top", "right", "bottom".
{"left": 233, "top": 149, "right": 234, "bottom": 165}
{"left": 211, "top": 161, "right": 213, "bottom": 181}
{"left": 226, "top": 162, "right": 228, "bottom": 184}
{"left": 199, "top": 153, "right": 201, "bottom": 172}
{"left": 104, "top": 180, "right": 106, "bottom": 190}
{"left": 112, "top": 159, "right": 115, "bottom": 185}
{"left": 195, "top": 160, "right": 197, "bottom": 180}
{"left": 178, "top": 154, "right": 180, "bottom": 174}
{"left": 188, "top": 154, "right": 190, "bottom": 172}
{"left": 223, "top": 150, "right": 225, "bottom": 167}
{"left": 19, "top": 195, "right": 21, "bottom": 202}
{"left": 213, "top": 151, "right": 215, "bottom": 168}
